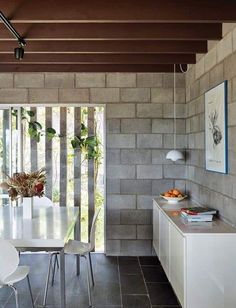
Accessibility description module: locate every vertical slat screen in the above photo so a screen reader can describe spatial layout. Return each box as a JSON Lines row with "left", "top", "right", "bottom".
{"left": 74, "top": 107, "right": 81, "bottom": 209}
{"left": 45, "top": 107, "right": 52, "bottom": 199}
{"left": 60, "top": 107, "right": 67, "bottom": 206}
{"left": 88, "top": 107, "right": 95, "bottom": 235}
{"left": 30, "top": 107, "right": 38, "bottom": 171}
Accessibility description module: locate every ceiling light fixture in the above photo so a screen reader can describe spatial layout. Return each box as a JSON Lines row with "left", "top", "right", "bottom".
{"left": 0, "top": 11, "right": 26, "bottom": 60}
{"left": 166, "top": 64, "right": 184, "bottom": 162}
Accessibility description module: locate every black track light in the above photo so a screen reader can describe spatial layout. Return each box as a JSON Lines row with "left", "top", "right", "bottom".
{"left": 14, "top": 46, "right": 24, "bottom": 60}
{"left": 0, "top": 11, "right": 26, "bottom": 60}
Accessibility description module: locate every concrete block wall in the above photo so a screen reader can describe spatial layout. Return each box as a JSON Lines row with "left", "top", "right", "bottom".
{"left": 0, "top": 71, "right": 186, "bottom": 256}
{"left": 185, "top": 24, "right": 236, "bottom": 225}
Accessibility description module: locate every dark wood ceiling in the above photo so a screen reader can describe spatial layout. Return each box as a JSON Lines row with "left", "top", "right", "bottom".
{"left": 0, "top": 0, "right": 235, "bottom": 72}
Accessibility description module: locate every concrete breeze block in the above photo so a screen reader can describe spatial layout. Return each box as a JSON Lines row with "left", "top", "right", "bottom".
{"left": 0, "top": 73, "right": 13, "bottom": 88}
{"left": 106, "top": 179, "right": 121, "bottom": 194}
{"left": 137, "top": 225, "right": 153, "bottom": 239}
{"left": 137, "top": 73, "right": 163, "bottom": 88}
{"left": 120, "top": 180, "right": 152, "bottom": 195}
{"left": 151, "top": 88, "right": 173, "bottom": 103}
{"left": 45, "top": 73, "right": 75, "bottom": 88}
{"left": 107, "top": 165, "right": 135, "bottom": 179}
{"left": 137, "top": 165, "right": 163, "bottom": 179}
{"left": 121, "top": 88, "right": 150, "bottom": 103}
{"left": 121, "top": 149, "right": 151, "bottom": 165}
{"left": 107, "top": 149, "right": 121, "bottom": 165}
{"left": 137, "top": 134, "right": 162, "bottom": 148}
{"left": 107, "top": 134, "right": 135, "bottom": 148}
{"left": 107, "top": 225, "right": 136, "bottom": 239}
{"left": 106, "top": 194, "right": 136, "bottom": 210}
{"left": 59, "top": 89, "right": 89, "bottom": 102}
{"left": 106, "top": 119, "right": 120, "bottom": 133}
{"left": 137, "top": 104, "right": 163, "bottom": 118}
{"left": 29, "top": 88, "right": 58, "bottom": 103}
{"left": 0, "top": 88, "right": 28, "bottom": 103}
{"left": 76, "top": 73, "right": 105, "bottom": 88}
{"left": 137, "top": 195, "right": 155, "bottom": 209}
{"left": 121, "top": 119, "right": 151, "bottom": 133}
{"left": 120, "top": 209, "right": 152, "bottom": 224}
{"left": 120, "top": 240, "right": 152, "bottom": 255}
{"left": 90, "top": 88, "right": 120, "bottom": 103}
{"left": 106, "top": 73, "right": 136, "bottom": 87}
{"left": 106, "top": 104, "right": 135, "bottom": 118}
{"left": 14, "top": 73, "right": 44, "bottom": 88}
{"left": 152, "top": 119, "right": 173, "bottom": 133}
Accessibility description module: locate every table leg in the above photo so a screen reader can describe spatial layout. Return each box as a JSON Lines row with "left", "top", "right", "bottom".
{"left": 60, "top": 249, "right": 66, "bottom": 308}
{"left": 75, "top": 221, "right": 80, "bottom": 276}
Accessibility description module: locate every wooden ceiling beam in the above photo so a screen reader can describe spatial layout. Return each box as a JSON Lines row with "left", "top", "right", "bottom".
{"left": 0, "top": 53, "right": 196, "bottom": 64}
{"left": 0, "top": 64, "right": 188, "bottom": 72}
{"left": 1, "top": 0, "right": 236, "bottom": 23}
{"left": 0, "top": 23, "right": 222, "bottom": 40}
{"left": 0, "top": 40, "right": 207, "bottom": 54}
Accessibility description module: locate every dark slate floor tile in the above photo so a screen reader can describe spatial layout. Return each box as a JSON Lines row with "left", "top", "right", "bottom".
{"left": 123, "top": 295, "right": 151, "bottom": 308}
{"left": 142, "top": 265, "right": 168, "bottom": 283}
{"left": 120, "top": 274, "right": 146, "bottom": 295}
{"left": 118, "top": 256, "right": 141, "bottom": 275}
{"left": 139, "top": 256, "right": 160, "bottom": 266}
{"left": 93, "top": 282, "right": 122, "bottom": 306}
{"left": 147, "top": 283, "right": 179, "bottom": 306}
{"left": 152, "top": 306, "right": 180, "bottom": 308}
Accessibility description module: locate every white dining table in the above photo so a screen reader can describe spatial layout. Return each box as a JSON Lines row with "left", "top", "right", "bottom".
{"left": 0, "top": 205, "right": 80, "bottom": 308}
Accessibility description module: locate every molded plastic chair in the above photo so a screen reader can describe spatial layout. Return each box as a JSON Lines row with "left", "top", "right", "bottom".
{"left": 33, "top": 196, "right": 54, "bottom": 207}
{"left": 64, "top": 208, "right": 101, "bottom": 307}
{"left": 0, "top": 240, "right": 34, "bottom": 308}
{"left": 33, "top": 196, "right": 59, "bottom": 307}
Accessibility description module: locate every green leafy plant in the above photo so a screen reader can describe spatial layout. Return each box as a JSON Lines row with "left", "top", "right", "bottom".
{"left": 12, "top": 108, "right": 57, "bottom": 142}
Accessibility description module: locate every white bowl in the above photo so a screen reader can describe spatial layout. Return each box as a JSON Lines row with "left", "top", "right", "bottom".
{"left": 160, "top": 194, "right": 187, "bottom": 203}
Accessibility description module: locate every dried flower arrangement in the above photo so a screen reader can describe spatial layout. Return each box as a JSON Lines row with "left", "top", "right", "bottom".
{"left": 0, "top": 169, "right": 46, "bottom": 201}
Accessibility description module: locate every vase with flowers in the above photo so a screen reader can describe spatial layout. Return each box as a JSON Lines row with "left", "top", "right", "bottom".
{"left": 0, "top": 169, "right": 46, "bottom": 219}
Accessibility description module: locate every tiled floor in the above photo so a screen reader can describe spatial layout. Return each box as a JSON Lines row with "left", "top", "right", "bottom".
{"left": 0, "top": 253, "right": 181, "bottom": 308}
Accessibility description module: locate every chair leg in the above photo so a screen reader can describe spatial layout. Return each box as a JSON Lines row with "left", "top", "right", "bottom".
{"left": 83, "top": 255, "right": 92, "bottom": 307}
{"left": 9, "top": 285, "right": 19, "bottom": 308}
{"left": 43, "top": 253, "right": 53, "bottom": 307}
{"left": 88, "top": 252, "right": 94, "bottom": 286}
{"left": 51, "top": 253, "right": 59, "bottom": 286}
{"left": 27, "top": 275, "right": 34, "bottom": 307}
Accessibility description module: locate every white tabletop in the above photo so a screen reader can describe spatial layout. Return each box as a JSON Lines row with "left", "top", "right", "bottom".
{"left": 154, "top": 198, "right": 236, "bottom": 235}
{"left": 0, "top": 206, "right": 79, "bottom": 248}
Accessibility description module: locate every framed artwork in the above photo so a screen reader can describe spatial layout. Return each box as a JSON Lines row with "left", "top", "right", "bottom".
{"left": 205, "top": 81, "right": 228, "bottom": 173}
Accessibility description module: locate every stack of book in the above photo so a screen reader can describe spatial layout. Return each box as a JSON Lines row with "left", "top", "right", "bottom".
{"left": 180, "top": 207, "right": 217, "bottom": 222}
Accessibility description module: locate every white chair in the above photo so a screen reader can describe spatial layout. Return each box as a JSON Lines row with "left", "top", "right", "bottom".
{"left": 64, "top": 208, "right": 101, "bottom": 307}
{"left": 33, "top": 196, "right": 59, "bottom": 307}
{"left": 33, "top": 196, "right": 54, "bottom": 207}
{"left": 0, "top": 240, "right": 34, "bottom": 308}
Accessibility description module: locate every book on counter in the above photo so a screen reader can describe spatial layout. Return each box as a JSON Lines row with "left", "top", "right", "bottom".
{"left": 180, "top": 211, "right": 213, "bottom": 222}
{"left": 180, "top": 206, "right": 217, "bottom": 216}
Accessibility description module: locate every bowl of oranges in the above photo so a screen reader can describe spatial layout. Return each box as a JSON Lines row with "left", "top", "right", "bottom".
{"left": 160, "top": 189, "right": 187, "bottom": 203}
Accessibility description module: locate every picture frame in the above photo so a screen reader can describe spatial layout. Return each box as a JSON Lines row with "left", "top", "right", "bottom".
{"left": 205, "top": 81, "right": 228, "bottom": 174}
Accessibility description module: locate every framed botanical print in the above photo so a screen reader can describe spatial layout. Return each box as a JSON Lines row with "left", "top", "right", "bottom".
{"left": 205, "top": 81, "right": 228, "bottom": 173}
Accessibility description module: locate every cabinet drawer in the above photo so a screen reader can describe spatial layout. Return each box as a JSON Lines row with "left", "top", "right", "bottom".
{"left": 169, "top": 223, "right": 185, "bottom": 307}
{"left": 153, "top": 202, "right": 159, "bottom": 256}
{"left": 159, "top": 210, "right": 170, "bottom": 278}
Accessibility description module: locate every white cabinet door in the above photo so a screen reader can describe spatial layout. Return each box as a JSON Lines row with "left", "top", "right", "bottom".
{"left": 169, "top": 223, "right": 185, "bottom": 307}
{"left": 159, "top": 210, "right": 170, "bottom": 278}
{"left": 153, "top": 202, "right": 159, "bottom": 256}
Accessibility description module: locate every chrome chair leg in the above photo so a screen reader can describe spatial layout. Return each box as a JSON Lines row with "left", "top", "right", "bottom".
{"left": 43, "top": 253, "right": 53, "bottom": 307}
{"left": 9, "top": 285, "right": 19, "bottom": 308}
{"left": 51, "top": 253, "right": 59, "bottom": 286}
{"left": 82, "top": 255, "right": 92, "bottom": 307}
{"left": 88, "top": 252, "right": 94, "bottom": 286}
{"left": 27, "top": 275, "right": 35, "bottom": 307}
